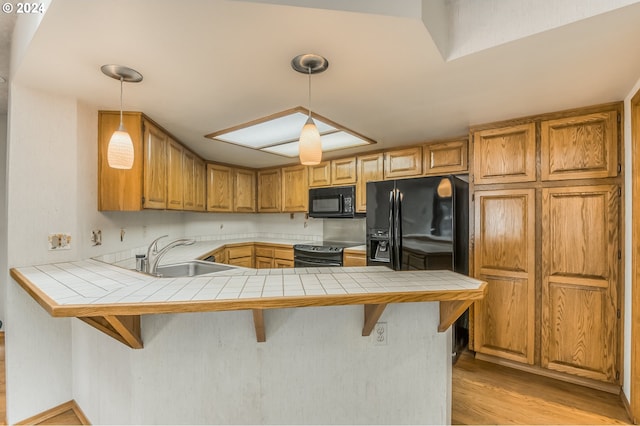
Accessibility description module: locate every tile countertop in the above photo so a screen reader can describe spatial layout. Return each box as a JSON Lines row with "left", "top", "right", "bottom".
{"left": 11, "top": 257, "right": 486, "bottom": 348}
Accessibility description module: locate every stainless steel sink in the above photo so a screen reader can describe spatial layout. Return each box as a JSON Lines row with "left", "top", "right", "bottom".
{"left": 154, "top": 261, "right": 234, "bottom": 277}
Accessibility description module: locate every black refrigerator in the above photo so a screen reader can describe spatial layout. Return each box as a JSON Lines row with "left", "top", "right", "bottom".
{"left": 366, "top": 175, "right": 469, "bottom": 355}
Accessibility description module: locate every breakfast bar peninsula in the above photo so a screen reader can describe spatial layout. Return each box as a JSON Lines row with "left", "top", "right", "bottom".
{"left": 11, "top": 257, "right": 485, "bottom": 424}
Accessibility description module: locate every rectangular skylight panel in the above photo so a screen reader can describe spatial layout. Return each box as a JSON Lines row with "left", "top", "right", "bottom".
{"left": 260, "top": 132, "right": 371, "bottom": 158}
{"left": 318, "top": 131, "right": 371, "bottom": 151}
{"left": 261, "top": 141, "right": 300, "bottom": 157}
{"left": 214, "top": 112, "right": 336, "bottom": 148}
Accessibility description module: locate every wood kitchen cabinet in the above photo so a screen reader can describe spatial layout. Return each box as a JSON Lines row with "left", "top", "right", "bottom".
{"left": 257, "top": 168, "right": 281, "bottom": 212}
{"left": 142, "top": 119, "right": 169, "bottom": 209}
{"left": 255, "top": 244, "right": 294, "bottom": 268}
{"left": 331, "top": 157, "right": 357, "bottom": 185}
{"left": 471, "top": 102, "right": 623, "bottom": 387}
{"left": 355, "top": 153, "right": 383, "bottom": 213}
{"left": 541, "top": 111, "right": 618, "bottom": 181}
{"left": 308, "top": 161, "right": 331, "bottom": 187}
{"left": 167, "top": 138, "right": 184, "bottom": 210}
{"left": 193, "top": 157, "right": 206, "bottom": 211}
{"left": 282, "top": 165, "right": 308, "bottom": 212}
{"left": 384, "top": 147, "right": 422, "bottom": 179}
{"left": 234, "top": 168, "right": 256, "bottom": 212}
{"left": 182, "top": 149, "right": 196, "bottom": 210}
{"left": 226, "top": 244, "right": 254, "bottom": 268}
{"left": 98, "top": 111, "right": 205, "bottom": 212}
{"left": 98, "top": 111, "right": 144, "bottom": 211}
{"left": 473, "top": 123, "right": 536, "bottom": 184}
{"left": 206, "top": 164, "right": 233, "bottom": 212}
{"left": 423, "top": 139, "right": 468, "bottom": 176}
{"left": 473, "top": 189, "right": 536, "bottom": 365}
{"left": 541, "top": 185, "right": 619, "bottom": 383}
{"left": 343, "top": 249, "right": 366, "bottom": 266}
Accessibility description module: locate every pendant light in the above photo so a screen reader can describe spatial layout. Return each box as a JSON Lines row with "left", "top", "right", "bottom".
{"left": 291, "top": 54, "right": 329, "bottom": 165}
{"left": 101, "top": 64, "right": 143, "bottom": 170}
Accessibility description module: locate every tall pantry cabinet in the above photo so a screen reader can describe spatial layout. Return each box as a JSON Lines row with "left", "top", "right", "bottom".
{"left": 470, "top": 103, "right": 622, "bottom": 385}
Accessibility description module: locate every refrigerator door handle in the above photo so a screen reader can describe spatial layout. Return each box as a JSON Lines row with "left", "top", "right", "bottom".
{"left": 388, "top": 189, "right": 395, "bottom": 269}
{"left": 394, "top": 189, "right": 402, "bottom": 269}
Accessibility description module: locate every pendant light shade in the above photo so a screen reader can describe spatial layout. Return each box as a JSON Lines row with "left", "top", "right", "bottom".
{"left": 291, "top": 54, "right": 329, "bottom": 166}
{"left": 107, "top": 124, "right": 135, "bottom": 169}
{"left": 101, "top": 64, "right": 143, "bottom": 170}
{"left": 299, "top": 116, "right": 322, "bottom": 165}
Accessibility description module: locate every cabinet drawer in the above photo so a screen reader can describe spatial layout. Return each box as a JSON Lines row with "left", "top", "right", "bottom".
{"left": 227, "top": 245, "right": 253, "bottom": 259}
{"left": 255, "top": 246, "right": 274, "bottom": 258}
{"left": 229, "top": 256, "right": 253, "bottom": 268}
{"left": 274, "top": 247, "right": 293, "bottom": 261}
{"left": 274, "top": 259, "right": 294, "bottom": 268}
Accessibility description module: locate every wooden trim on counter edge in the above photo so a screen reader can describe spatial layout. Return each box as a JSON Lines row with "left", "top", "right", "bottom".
{"left": 15, "top": 399, "right": 90, "bottom": 425}
{"left": 631, "top": 87, "right": 640, "bottom": 425}
{"left": 11, "top": 267, "right": 486, "bottom": 348}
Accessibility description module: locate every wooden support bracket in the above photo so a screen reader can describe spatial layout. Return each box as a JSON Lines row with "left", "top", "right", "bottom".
{"left": 438, "top": 300, "right": 473, "bottom": 333}
{"left": 362, "top": 303, "right": 387, "bottom": 336}
{"left": 252, "top": 309, "right": 266, "bottom": 342}
{"left": 79, "top": 315, "right": 143, "bottom": 349}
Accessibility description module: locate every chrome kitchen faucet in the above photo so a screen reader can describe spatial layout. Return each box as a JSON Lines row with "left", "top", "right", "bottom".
{"left": 145, "top": 235, "right": 196, "bottom": 276}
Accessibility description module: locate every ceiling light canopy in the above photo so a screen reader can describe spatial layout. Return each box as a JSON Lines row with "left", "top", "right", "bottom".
{"left": 101, "top": 64, "right": 143, "bottom": 170}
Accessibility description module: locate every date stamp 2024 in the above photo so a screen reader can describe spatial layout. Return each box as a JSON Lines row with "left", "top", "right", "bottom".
{"left": 2, "top": 2, "right": 45, "bottom": 14}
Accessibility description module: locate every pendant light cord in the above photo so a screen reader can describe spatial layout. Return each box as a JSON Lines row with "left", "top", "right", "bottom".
{"left": 307, "top": 65, "right": 312, "bottom": 119}
{"left": 119, "top": 75, "right": 124, "bottom": 126}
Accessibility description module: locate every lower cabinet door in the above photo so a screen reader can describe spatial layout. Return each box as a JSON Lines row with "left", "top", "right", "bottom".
{"left": 541, "top": 185, "right": 619, "bottom": 383}
{"left": 473, "top": 189, "right": 536, "bottom": 365}
{"left": 255, "top": 256, "right": 274, "bottom": 269}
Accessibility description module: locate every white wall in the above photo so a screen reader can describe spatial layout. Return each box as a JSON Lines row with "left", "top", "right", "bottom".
{"left": 623, "top": 76, "right": 640, "bottom": 402}
{"left": 73, "top": 303, "right": 451, "bottom": 424}
{"left": 0, "top": 114, "right": 7, "bottom": 324}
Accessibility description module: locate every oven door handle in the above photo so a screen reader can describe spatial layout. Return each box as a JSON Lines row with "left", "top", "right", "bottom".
{"left": 294, "top": 258, "right": 342, "bottom": 267}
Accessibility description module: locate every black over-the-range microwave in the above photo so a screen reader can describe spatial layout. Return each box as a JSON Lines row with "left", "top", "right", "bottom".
{"left": 308, "top": 185, "right": 359, "bottom": 218}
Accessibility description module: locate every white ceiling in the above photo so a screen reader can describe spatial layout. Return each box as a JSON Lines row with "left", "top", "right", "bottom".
{"left": 10, "top": 0, "right": 640, "bottom": 168}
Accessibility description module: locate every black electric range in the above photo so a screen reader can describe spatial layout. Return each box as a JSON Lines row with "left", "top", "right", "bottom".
{"left": 293, "top": 241, "right": 360, "bottom": 267}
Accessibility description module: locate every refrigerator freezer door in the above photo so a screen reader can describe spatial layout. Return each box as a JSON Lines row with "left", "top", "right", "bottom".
{"left": 395, "top": 177, "right": 454, "bottom": 271}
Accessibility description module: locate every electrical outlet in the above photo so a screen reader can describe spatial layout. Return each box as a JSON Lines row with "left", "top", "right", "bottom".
{"left": 91, "top": 229, "right": 102, "bottom": 246}
{"left": 373, "top": 322, "right": 387, "bottom": 346}
{"left": 48, "top": 233, "right": 71, "bottom": 250}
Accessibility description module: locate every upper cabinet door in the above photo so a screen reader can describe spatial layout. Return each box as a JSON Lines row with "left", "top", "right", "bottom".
{"left": 143, "top": 120, "right": 168, "bottom": 209}
{"left": 473, "top": 123, "right": 536, "bottom": 184}
{"left": 282, "top": 165, "right": 308, "bottom": 212}
{"left": 258, "top": 168, "right": 281, "bottom": 212}
{"left": 541, "top": 111, "right": 618, "bottom": 181}
{"left": 182, "top": 149, "right": 196, "bottom": 211}
{"left": 331, "top": 157, "right": 357, "bottom": 185}
{"left": 384, "top": 147, "right": 422, "bottom": 179}
{"left": 356, "top": 153, "right": 383, "bottom": 213}
{"left": 206, "top": 164, "right": 233, "bottom": 212}
{"left": 308, "top": 161, "right": 331, "bottom": 187}
{"left": 166, "top": 138, "right": 184, "bottom": 211}
{"left": 193, "top": 157, "right": 206, "bottom": 212}
{"left": 234, "top": 168, "right": 256, "bottom": 213}
{"left": 423, "top": 140, "right": 468, "bottom": 175}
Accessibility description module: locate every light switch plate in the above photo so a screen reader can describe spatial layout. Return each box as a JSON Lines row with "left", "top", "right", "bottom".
{"left": 48, "top": 233, "right": 71, "bottom": 250}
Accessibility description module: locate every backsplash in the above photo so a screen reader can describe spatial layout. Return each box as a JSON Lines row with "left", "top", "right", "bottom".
{"left": 323, "top": 218, "right": 366, "bottom": 243}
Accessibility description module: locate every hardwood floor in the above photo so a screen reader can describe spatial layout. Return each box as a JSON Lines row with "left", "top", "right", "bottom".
{"left": 0, "top": 336, "right": 631, "bottom": 424}
{"left": 453, "top": 351, "right": 632, "bottom": 425}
